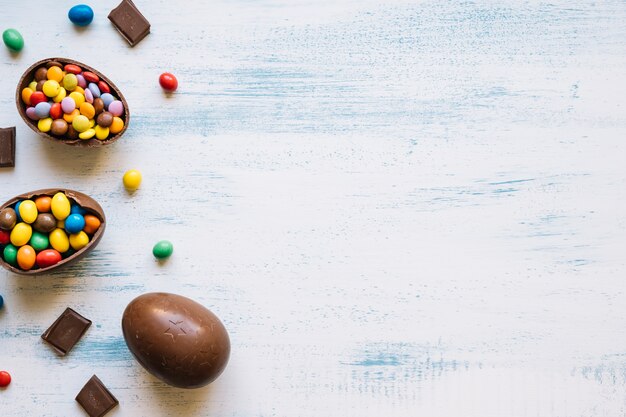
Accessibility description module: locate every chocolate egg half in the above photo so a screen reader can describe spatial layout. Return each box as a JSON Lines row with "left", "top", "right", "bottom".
{"left": 121, "top": 292, "right": 230, "bottom": 389}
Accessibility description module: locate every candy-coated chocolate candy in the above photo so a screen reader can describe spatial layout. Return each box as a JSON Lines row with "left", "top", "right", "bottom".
{"left": 88, "top": 118, "right": 96, "bottom": 128}
{"left": 30, "top": 231, "right": 49, "bottom": 251}
{"left": 70, "top": 205, "right": 87, "bottom": 215}
{"left": 53, "top": 87, "right": 67, "bottom": 103}
{"left": 35, "top": 196, "right": 52, "bottom": 213}
{"left": 68, "top": 4, "right": 94, "bottom": 26}
{"left": 67, "top": 125, "right": 79, "bottom": 140}
{"left": 14, "top": 202, "right": 22, "bottom": 222}
{"left": 18, "top": 200, "right": 38, "bottom": 224}
{"left": 110, "top": 117, "right": 124, "bottom": 134}
{"left": 47, "top": 66, "right": 64, "bottom": 82}
{"left": 36, "top": 80, "right": 46, "bottom": 92}
{"left": 2, "top": 28, "right": 24, "bottom": 52}
{"left": 33, "top": 213, "right": 57, "bottom": 233}
{"left": 17, "top": 245, "right": 36, "bottom": 270}
{"left": 83, "top": 71, "right": 99, "bottom": 83}
{"left": 76, "top": 73, "right": 87, "bottom": 88}
{"left": 79, "top": 102, "right": 95, "bottom": 119}
{"left": 26, "top": 107, "right": 38, "bottom": 120}
{"left": 108, "top": 100, "right": 124, "bottom": 116}
{"left": 0, "top": 295, "right": 3, "bottom": 309}
{"left": 51, "top": 193, "right": 71, "bottom": 220}
{"left": 28, "top": 81, "right": 38, "bottom": 91}
{"left": 61, "top": 97, "right": 76, "bottom": 113}
{"left": 51, "top": 119, "right": 69, "bottom": 136}
{"left": 64, "top": 64, "right": 81, "bottom": 74}
{"left": 93, "top": 98, "right": 104, "bottom": 115}
{"left": 49, "top": 228, "right": 70, "bottom": 253}
{"left": 30, "top": 91, "right": 47, "bottom": 106}
{"left": 69, "top": 231, "right": 89, "bottom": 250}
{"left": 0, "top": 371, "right": 11, "bottom": 387}
{"left": 69, "top": 91, "right": 85, "bottom": 108}
{"left": 95, "top": 125, "right": 109, "bottom": 140}
{"left": 72, "top": 115, "right": 90, "bottom": 133}
{"left": 63, "top": 109, "right": 80, "bottom": 123}
{"left": 84, "top": 87, "right": 93, "bottom": 103}
{"left": 97, "top": 81, "right": 110, "bottom": 94}
{"left": 34, "top": 102, "right": 51, "bottom": 118}
{"left": 96, "top": 111, "right": 113, "bottom": 127}
{"left": 21, "top": 87, "right": 33, "bottom": 105}
{"left": 10, "top": 222, "right": 32, "bottom": 246}
{"left": 83, "top": 214, "right": 101, "bottom": 234}
{"left": 3, "top": 244, "right": 18, "bottom": 266}
{"left": 50, "top": 102, "right": 63, "bottom": 119}
{"left": 159, "top": 73, "right": 178, "bottom": 92}
{"left": 38, "top": 117, "right": 53, "bottom": 133}
{"left": 123, "top": 169, "right": 142, "bottom": 190}
{"left": 79, "top": 128, "right": 95, "bottom": 140}
{"left": 47, "top": 61, "right": 62, "bottom": 69}
{"left": 152, "top": 240, "right": 173, "bottom": 259}
{"left": 100, "top": 93, "right": 114, "bottom": 109}
{"left": 88, "top": 82, "right": 101, "bottom": 98}
{"left": 42, "top": 80, "right": 60, "bottom": 97}
{"left": 0, "top": 208, "right": 17, "bottom": 230}
{"left": 35, "top": 67, "right": 48, "bottom": 81}
{"left": 0, "top": 229, "right": 9, "bottom": 245}
{"left": 36, "top": 249, "right": 62, "bottom": 268}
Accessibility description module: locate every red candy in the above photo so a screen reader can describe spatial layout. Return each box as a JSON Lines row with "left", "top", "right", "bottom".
{"left": 97, "top": 81, "right": 110, "bottom": 94}
{"left": 64, "top": 64, "right": 82, "bottom": 74}
{"left": 83, "top": 71, "right": 99, "bottom": 83}
{"left": 0, "top": 371, "right": 11, "bottom": 387}
{"left": 159, "top": 72, "right": 178, "bottom": 92}
{"left": 0, "top": 229, "right": 9, "bottom": 245}
{"left": 36, "top": 249, "right": 62, "bottom": 268}
{"left": 30, "top": 91, "right": 47, "bottom": 106}
{"left": 50, "top": 102, "right": 62, "bottom": 119}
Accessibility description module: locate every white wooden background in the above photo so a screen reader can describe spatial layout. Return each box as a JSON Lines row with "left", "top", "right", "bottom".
{"left": 1, "top": 0, "right": 626, "bottom": 416}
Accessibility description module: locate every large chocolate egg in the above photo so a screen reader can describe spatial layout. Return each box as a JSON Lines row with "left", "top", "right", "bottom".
{"left": 121, "top": 292, "right": 230, "bottom": 389}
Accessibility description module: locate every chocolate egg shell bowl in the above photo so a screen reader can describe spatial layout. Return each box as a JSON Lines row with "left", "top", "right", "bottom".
{"left": 16, "top": 58, "right": 130, "bottom": 147}
{"left": 0, "top": 189, "right": 106, "bottom": 275}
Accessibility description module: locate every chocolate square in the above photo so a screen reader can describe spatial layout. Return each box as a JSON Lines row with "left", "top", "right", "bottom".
{"left": 41, "top": 307, "right": 92, "bottom": 355}
{"left": 108, "top": 0, "right": 150, "bottom": 47}
{"left": 76, "top": 375, "right": 119, "bottom": 417}
{"left": 0, "top": 126, "right": 16, "bottom": 168}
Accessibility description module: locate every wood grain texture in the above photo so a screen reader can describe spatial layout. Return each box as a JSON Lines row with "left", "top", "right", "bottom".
{"left": 1, "top": 0, "right": 626, "bottom": 416}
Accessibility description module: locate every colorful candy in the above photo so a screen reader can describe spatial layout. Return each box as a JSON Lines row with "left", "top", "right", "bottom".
{"left": 159, "top": 73, "right": 178, "bottom": 92}
{"left": 0, "top": 370, "right": 11, "bottom": 387}
{"left": 68, "top": 4, "right": 94, "bottom": 26}
{"left": 152, "top": 240, "right": 174, "bottom": 259}
{"left": 0, "top": 294, "right": 3, "bottom": 309}
{"left": 17, "top": 245, "right": 36, "bottom": 270}
{"left": 123, "top": 169, "right": 142, "bottom": 190}
{"left": 2, "top": 28, "right": 23, "bottom": 52}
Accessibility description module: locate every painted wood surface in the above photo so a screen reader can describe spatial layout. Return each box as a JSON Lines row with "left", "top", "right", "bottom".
{"left": 1, "top": 0, "right": 626, "bottom": 416}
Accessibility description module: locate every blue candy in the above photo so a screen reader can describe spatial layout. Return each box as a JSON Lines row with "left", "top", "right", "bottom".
{"left": 70, "top": 205, "right": 87, "bottom": 215}
{"left": 0, "top": 294, "right": 3, "bottom": 309}
{"left": 35, "top": 102, "right": 51, "bottom": 119}
{"left": 68, "top": 4, "right": 94, "bottom": 27}
{"left": 100, "top": 93, "right": 114, "bottom": 109}
{"left": 64, "top": 214, "right": 85, "bottom": 234}
{"left": 14, "top": 201, "right": 22, "bottom": 222}
{"left": 88, "top": 82, "right": 101, "bottom": 98}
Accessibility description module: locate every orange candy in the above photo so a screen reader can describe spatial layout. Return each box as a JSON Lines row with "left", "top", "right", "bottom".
{"left": 83, "top": 214, "right": 101, "bottom": 234}
{"left": 17, "top": 245, "right": 36, "bottom": 270}
{"left": 35, "top": 196, "right": 52, "bottom": 212}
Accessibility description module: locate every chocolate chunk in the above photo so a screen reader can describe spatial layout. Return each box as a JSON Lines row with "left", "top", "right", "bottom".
{"left": 0, "top": 127, "right": 16, "bottom": 168}
{"left": 108, "top": 0, "right": 150, "bottom": 47}
{"left": 41, "top": 307, "right": 91, "bottom": 355}
{"left": 75, "top": 375, "right": 119, "bottom": 417}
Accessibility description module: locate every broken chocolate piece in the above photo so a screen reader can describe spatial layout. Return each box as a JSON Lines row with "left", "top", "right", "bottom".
{"left": 108, "top": 0, "right": 150, "bottom": 47}
{"left": 41, "top": 307, "right": 92, "bottom": 355}
{"left": 75, "top": 375, "right": 119, "bottom": 417}
{"left": 0, "top": 127, "right": 16, "bottom": 168}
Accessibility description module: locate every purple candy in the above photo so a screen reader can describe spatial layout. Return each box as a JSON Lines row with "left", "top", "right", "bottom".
{"left": 108, "top": 100, "right": 123, "bottom": 116}
{"left": 88, "top": 83, "right": 101, "bottom": 98}
{"left": 26, "top": 106, "right": 39, "bottom": 120}
{"left": 85, "top": 87, "right": 93, "bottom": 103}
{"left": 76, "top": 74, "right": 87, "bottom": 88}
{"left": 61, "top": 97, "right": 76, "bottom": 114}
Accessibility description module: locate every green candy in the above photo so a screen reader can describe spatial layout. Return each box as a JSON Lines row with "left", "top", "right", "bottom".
{"left": 3, "top": 244, "right": 18, "bottom": 266}
{"left": 30, "top": 232, "right": 49, "bottom": 252}
{"left": 2, "top": 28, "right": 24, "bottom": 52}
{"left": 152, "top": 240, "right": 173, "bottom": 259}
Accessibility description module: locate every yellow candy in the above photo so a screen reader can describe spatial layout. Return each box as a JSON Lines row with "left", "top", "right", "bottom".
{"left": 63, "top": 73, "right": 78, "bottom": 91}
{"left": 95, "top": 125, "right": 109, "bottom": 140}
{"left": 72, "top": 115, "right": 90, "bottom": 133}
{"left": 109, "top": 116, "right": 124, "bottom": 134}
{"left": 18, "top": 200, "right": 38, "bottom": 224}
{"left": 21, "top": 87, "right": 33, "bottom": 105}
{"left": 80, "top": 102, "right": 95, "bottom": 119}
{"left": 79, "top": 129, "right": 96, "bottom": 140}
{"left": 42, "top": 80, "right": 60, "bottom": 97}
{"left": 38, "top": 117, "right": 53, "bottom": 132}
{"left": 49, "top": 228, "right": 70, "bottom": 253}
{"left": 51, "top": 192, "right": 71, "bottom": 220}
{"left": 74, "top": 86, "right": 85, "bottom": 95}
{"left": 47, "top": 66, "right": 63, "bottom": 82}
{"left": 10, "top": 223, "right": 32, "bottom": 246}
{"left": 28, "top": 81, "right": 37, "bottom": 91}
{"left": 123, "top": 169, "right": 142, "bottom": 190}
{"left": 53, "top": 87, "right": 67, "bottom": 103}
{"left": 69, "top": 231, "right": 90, "bottom": 250}
{"left": 63, "top": 109, "right": 80, "bottom": 123}
{"left": 89, "top": 119, "right": 95, "bottom": 128}
{"left": 69, "top": 91, "right": 85, "bottom": 108}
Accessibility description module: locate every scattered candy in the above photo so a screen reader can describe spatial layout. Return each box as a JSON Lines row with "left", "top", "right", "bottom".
{"left": 0, "top": 371, "right": 11, "bottom": 387}
{"left": 68, "top": 4, "right": 94, "bottom": 26}
{"left": 159, "top": 73, "right": 178, "bottom": 92}
{"left": 2, "top": 29, "right": 23, "bottom": 52}
{"left": 123, "top": 169, "right": 142, "bottom": 190}
{"left": 152, "top": 240, "right": 173, "bottom": 259}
